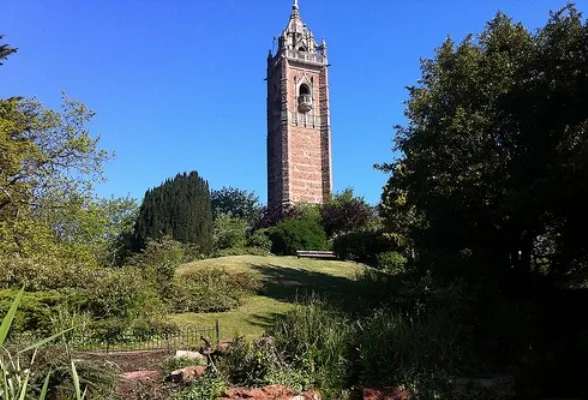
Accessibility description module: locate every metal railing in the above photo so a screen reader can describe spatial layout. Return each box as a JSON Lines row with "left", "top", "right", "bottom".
{"left": 68, "top": 322, "right": 219, "bottom": 354}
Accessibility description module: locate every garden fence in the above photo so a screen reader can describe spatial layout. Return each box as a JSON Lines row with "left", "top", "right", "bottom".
{"left": 67, "top": 320, "right": 220, "bottom": 354}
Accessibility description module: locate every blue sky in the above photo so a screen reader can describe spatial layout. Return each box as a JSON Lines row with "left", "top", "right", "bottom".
{"left": 1, "top": 0, "right": 582, "bottom": 205}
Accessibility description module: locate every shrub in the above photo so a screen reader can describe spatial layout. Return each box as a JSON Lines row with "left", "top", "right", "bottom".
{"left": 48, "top": 303, "right": 94, "bottom": 341}
{"left": 84, "top": 266, "right": 166, "bottom": 322}
{"left": 374, "top": 251, "right": 407, "bottom": 273}
{"left": 319, "top": 188, "right": 374, "bottom": 236}
{"left": 32, "top": 346, "right": 119, "bottom": 399}
{"left": 218, "top": 336, "right": 310, "bottom": 391}
{"left": 0, "top": 288, "right": 117, "bottom": 400}
{"left": 128, "top": 237, "right": 188, "bottom": 267}
{"left": 174, "top": 268, "right": 261, "bottom": 313}
{"left": 0, "top": 255, "right": 100, "bottom": 291}
{"left": 356, "top": 309, "right": 473, "bottom": 395}
{"left": 246, "top": 229, "right": 272, "bottom": 252}
{"left": 0, "top": 289, "right": 70, "bottom": 334}
{"left": 213, "top": 214, "right": 247, "bottom": 250}
{"left": 173, "top": 372, "right": 229, "bottom": 400}
{"left": 266, "top": 285, "right": 477, "bottom": 397}
{"left": 269, "top": 298, "right": 354, "bottom": 394}
{"left": 332, "top": 230, "right": 398, "bottom": 265}
{"left": 268, "top": 218, "right": 328, "bottom": 255}
{"left": 214, "top": 246, "right": 269, "bottom": 257}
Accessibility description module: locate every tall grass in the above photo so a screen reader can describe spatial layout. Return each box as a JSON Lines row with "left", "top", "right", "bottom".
{"left": 0, "top": 288, "right": 99, "bottom": 400}
{"left": 266, "top": 272, "right": 478, "bottom": 397}
{"left": 269, "top": 298, "right": 355, "bottom": 394}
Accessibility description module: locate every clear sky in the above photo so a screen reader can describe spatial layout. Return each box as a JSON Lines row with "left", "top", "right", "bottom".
{"left": 1, "top": 0, "right": 582, "bottom": 205}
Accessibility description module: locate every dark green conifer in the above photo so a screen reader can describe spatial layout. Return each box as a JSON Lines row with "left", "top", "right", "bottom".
{"left": 134, "top": 171, "right": 213, "bottom": 253}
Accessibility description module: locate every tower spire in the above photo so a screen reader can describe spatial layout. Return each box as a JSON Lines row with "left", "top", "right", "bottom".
{"left": 293, "top": 0, "right": 299, "bottom": 10}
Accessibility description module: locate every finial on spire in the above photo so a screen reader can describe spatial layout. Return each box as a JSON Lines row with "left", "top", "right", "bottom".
{"left": 293, "top": 0, "right": 299, "bottom": 10}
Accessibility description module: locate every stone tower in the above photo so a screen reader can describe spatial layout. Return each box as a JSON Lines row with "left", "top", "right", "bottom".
{"left": 266, "top": 0, "right": 332, "bottom": 216}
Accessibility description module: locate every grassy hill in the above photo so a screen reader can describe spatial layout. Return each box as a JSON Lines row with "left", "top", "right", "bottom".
{"left": 170, "top": 255, "right": 365, "bottom": 339}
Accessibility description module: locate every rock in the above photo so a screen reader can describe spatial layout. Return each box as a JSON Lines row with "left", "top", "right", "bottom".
{"left": 121, "top": 370, "right": 161, "bottom": 383}
{"left": 174, "top": 350, "right": 206, "bottom": 361}
{"left": 167, "top": 365, "right": 206, "bottom": 383}
{"left": 454, "top": 375, "right": 515, "bottom": 398}
{"left": 263, "top": 385, "right": 297, "bottom": 397}
{"left": 218, "top": 385, "right": 320, "bottom": 399}
{"left": 363, "top": 387, "right": 408, "bottom": 400}
{"left": 117, "top": 370, "right": 162, "bottom": 398}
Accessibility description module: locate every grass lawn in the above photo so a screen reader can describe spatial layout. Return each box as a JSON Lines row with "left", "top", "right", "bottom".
{"left": 170, "top": 255, "right": 365, "bottom": 340}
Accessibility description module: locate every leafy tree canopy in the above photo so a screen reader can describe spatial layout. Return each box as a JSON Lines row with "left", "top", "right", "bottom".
{"left": 379, "top": 4, "right": 588, "bottom": 284}
{"left": 320, "top": 188, "right": 375, "bottom": 237}
{"left": 211, "top": 186, "right": 261, "bottom": 223}
{"left": 0, "top": 95, "right": 111, "bottom": 258}
{"left": 0, "top": 35, "right": 17, "bottom": 65}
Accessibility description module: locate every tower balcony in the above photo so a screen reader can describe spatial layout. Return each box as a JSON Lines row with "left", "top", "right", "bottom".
{"left": 298, "top": 94, "right": 313, "bottom": 113}
{"left": 285, "top": 49, "right": 326, "bottom": 65}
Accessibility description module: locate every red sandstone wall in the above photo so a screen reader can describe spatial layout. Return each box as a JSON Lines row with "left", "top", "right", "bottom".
{"left": 267, "top": 58, "right": 332, "bottom": 213}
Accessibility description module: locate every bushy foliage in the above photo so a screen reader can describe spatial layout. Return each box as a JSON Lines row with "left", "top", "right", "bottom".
{"left": 268, "top": 218, "right": 328, "bottom": 256}
{"left": 84, "top": 266, "right": 166, "bottom": 324}
{"left": 127, "top": 237, "right": 190, "bottom": 302}
{"left": 378, "top": 4, "right": 588, "bottom": 283}
{"left": 174, "top": 372, "right": 229, "bottom": 400}
{"left": 269, "top": 299, "right": 353, "bottom": 394}
{"left": 320, "top": 188, "right": 375, "bottom": 236}
{"left": 356, "top": 309, "right": 472, "bottom": 392}
{"left": 214, "top": 246, "right": 270, "bottom": 257}
{"left": 374, "top": 251, "right": 407, "bottom": 273}
{"left": 0, "top": 288, "right": 117, "bottom": 400}
{"left": 213, "top": 214, "right": 247, "bottom": 250}
{"left": 32, "top": 346, "right": 119, "bottom": 399}
{"left": 134, "top": 171, "right": 213, "bottom": 253}
{"left": 0, "top": 95, "right": 111, "bottom": 258}
{"left": 246, "top": 229, "right": 272, "bottom": 252}
{"left": 0, "top": 289, "right": 70, "bottom": 334}
{"left": 267, "top": 282, "right": 477, "bottom": 398}
{"left": 174, "top": 268, "right": 262, "bottom": 313}
{"left": 218, "top": 337, "right": 311, "bottom": 391}
{"left": 211, "top": 187, "right": 261, "bottom": 223}
{"left": 332, "top": 229, "right": 399, "bottom": 266}
{"left": 0, "top": 255, "right": 99, "bottom": 291}
{"left": 0, "top": 35, "right": 17, "bottom": 64}
{"left": 128, "top": 237, "right": 188, "bottom": 267}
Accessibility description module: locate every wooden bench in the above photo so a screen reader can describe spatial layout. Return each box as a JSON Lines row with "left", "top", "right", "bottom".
{"left": 296, "top": 250, "right": 337, "bottom": 260}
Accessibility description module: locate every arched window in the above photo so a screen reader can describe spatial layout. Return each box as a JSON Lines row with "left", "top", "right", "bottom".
{"left": 299, "top": 46, "right": 306, "bottom": 53}
{"left": 299, "top": 84, "right": 310, "bottom": 96}
{"left": 298, "top": 84, "right": 312, "bottom": 113}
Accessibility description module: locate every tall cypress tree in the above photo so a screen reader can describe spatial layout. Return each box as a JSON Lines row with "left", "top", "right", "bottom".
{"left": 134, "top": 171, "right": 213, "bottom": 253}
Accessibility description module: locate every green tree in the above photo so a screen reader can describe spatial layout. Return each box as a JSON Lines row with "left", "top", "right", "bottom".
{"left": 0, "top": 95, "right": 110, "bottom": 257}
{"left": 213, "top": 214, "right": 247, "bottom": 250}
{"left": 211, "top": 187, "right": 261, "bottom": 223}
{"left": 319, "top": 188, "right": 375, "bottom": 237}
{"left": 64, "top": 196, "right": 138, "bottom": 267}
{"left": 133, "top": 171, "right": 213, "bottom": 253}
{"left": 379, "top": 5, "right": 588, "bottom": 284}
{"left": 268, "top": 217, "right": 328, "bottom": 255}
{"left": 0, "top": 35, "right": 17, "bottom": 65}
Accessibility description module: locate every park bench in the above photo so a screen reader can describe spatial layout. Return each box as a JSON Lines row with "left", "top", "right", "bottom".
{"left": 296, "top": 250, "right": 337, "bottom": 260}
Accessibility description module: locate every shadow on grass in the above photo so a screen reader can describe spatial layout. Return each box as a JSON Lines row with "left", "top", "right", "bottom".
{"left": 251, "top": 263, "right": 359, "bottom": 303}
{"left": 246, "top": 312, "right": 287, "bottom": 332}
{"left": 241, "top": 263, "right": 364, "bottom": 331}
